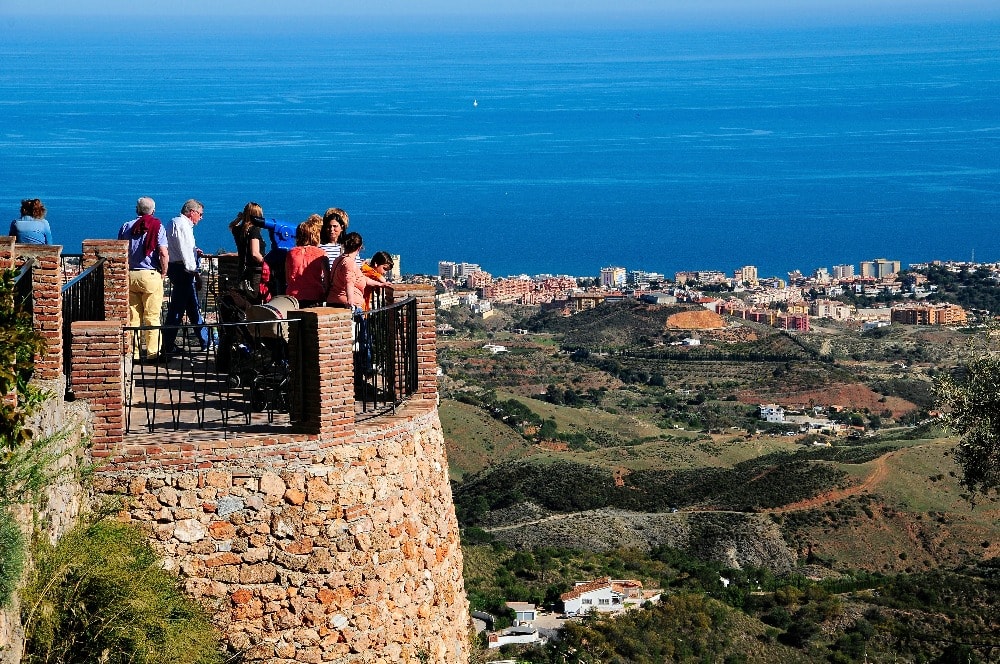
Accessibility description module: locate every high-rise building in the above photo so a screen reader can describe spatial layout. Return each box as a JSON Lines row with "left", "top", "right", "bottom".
{"left": 600, "top": 266, "right": 626, "bottom": 288}
{"left": 832, "top": 264, "right": 855, "bottom": 279}
{"left": 860, "top": 258, "right": 901, "bottom": 279}
{"left": 389, "top": 254, "right": 401, "bottom": 281}
{"left": 734, "top": 265, "right": 758, "bottom": 285}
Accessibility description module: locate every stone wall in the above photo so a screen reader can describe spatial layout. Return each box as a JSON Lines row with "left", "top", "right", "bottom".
{"left": 92, "top": 403, "right": 468, "bottom": 663}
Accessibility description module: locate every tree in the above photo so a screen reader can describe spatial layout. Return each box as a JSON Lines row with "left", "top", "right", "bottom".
{"left": 936, "top": 351, "right": 1000, "bottom": 500}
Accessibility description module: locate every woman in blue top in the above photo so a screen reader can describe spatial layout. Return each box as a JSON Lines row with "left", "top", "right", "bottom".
{"left": 10, "top": 198, "right": 53, "bottom": 245}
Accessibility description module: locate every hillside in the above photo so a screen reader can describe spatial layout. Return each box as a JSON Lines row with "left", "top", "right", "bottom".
{"left": 438, "top": 299, "right": 1000, "bottom": 662}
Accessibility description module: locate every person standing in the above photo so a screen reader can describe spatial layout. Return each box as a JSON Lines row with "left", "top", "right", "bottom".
{"left": 10, "top": 198, "right": 53, "bottom": 244}
{"left": 161, "top": 199, "right": 210, "bottom": 356}
{"left": 118, "top": 196, "right": 168, "bottom": 360}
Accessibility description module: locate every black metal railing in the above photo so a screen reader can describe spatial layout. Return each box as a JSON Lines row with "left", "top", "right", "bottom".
{"left": 123, "top": 318, "right": 301, "bottom": 435}
{"left": 160, "top": 254, "right": 222, "bottom": 324}
{"left": 62, "top": 258, "right": 106, "bottom": 399}
{"left": 13, "top": 257, "right": 36, "bottom": 318}
{"left": 354, "top": 296, "right": 418, "bottom": 419}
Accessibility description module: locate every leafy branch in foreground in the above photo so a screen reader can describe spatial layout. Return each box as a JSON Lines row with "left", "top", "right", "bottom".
{"left": 936, "top": 351, "right": 1000, "bottom": 501}
{"left": 0, "top": 265, "right": 47, "bottom": 449}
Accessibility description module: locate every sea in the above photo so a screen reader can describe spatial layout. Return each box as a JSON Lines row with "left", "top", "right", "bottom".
{"left": 1, "top": 17, "right": 998, "bottom": 279}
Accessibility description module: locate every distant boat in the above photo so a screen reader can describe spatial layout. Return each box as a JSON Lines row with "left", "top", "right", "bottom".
{"left": 473, "top": 99, "right": 478, "bottom": 107}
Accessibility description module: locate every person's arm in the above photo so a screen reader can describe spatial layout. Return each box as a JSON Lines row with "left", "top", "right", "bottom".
{"left": 44, "top": 221, "right": 53, "bottom": 245}
{"left": 9, "top": 220, "right": 17, "bottom": 237}
{"left": 348, "top": 263, "right": 366, "bottom": 309}
{"left": 249, "top": 237, "right": 264, "bottom": 265}
{"left": 157, "top": 245, "right": 169, "bottom": 277}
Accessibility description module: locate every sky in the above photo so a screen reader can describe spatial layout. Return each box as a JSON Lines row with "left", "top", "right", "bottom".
{"left": 1, "top": 0, "right": 998, "bottom": 28}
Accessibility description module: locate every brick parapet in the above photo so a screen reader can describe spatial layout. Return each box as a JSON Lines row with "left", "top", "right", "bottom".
{"left": 72, "top": 320, "right": 124, "bottom": 454}
{"left": 289, "top": 308, "right": 356, "bottom": 441}
{"left": 16, "top": 243, "right": 63, "bottom": 380}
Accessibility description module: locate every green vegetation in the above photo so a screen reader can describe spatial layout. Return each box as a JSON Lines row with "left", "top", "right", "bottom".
{"left": 21, "top": 516, "right": 223, "bottom": 664}
{"left": 443, "top": 299, "right": 1000, "bottom": 662}
{"left": 936, "top": 349, "right": 1000, "bottom": 499}
{"left": 454, "top": 445, "right": 889, "bottom": 524}
{"left": 0, "top": 507, "right": 25, "bottom": 608}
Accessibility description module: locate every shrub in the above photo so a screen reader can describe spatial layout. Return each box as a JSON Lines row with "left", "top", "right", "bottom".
{"left": 21, "top": 517, "right": 222, "bottom": 664}
{"left": 0, "top": 507, "right": 25, "bottom": 608}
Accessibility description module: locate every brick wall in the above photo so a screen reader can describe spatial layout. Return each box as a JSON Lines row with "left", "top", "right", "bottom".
{"left": 71, "top": 321, "right": 124, "bottom": 456}
{"left": 15, "top": 244, "right": 62, "bottom": 380}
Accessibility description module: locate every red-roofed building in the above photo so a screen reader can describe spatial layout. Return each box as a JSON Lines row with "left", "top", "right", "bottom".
{"left": 560, "top": 577, "right": 661, "bottom": 616}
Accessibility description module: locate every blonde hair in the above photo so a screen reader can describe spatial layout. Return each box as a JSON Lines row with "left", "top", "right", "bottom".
{"left": 296, "top": 215, "right": 322, "bottom": 246}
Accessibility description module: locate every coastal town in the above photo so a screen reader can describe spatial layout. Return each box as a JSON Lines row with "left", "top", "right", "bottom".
{"left": 427, "top": 257, "right": 978, "bottom": 333}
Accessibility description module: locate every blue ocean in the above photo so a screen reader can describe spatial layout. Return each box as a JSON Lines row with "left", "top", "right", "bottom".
{"left": 1, "top": 18, "right": 998, "bottom": 278}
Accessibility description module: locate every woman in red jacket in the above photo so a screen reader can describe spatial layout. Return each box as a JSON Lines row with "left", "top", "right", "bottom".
{"left": 284, "top": 216, "right": 328, "bottom": 307}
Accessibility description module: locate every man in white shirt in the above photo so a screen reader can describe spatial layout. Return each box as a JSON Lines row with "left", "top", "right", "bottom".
{"left": 161, "top": 199, "right": 210, "bottom": 357}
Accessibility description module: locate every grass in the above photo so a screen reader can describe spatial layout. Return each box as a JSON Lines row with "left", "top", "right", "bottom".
{"left": 439, "top": 398, "right": 535, "bottom": 480}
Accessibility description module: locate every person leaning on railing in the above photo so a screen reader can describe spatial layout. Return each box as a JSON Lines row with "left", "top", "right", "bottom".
{"left": 118, "top": 196, "right": 169, "bottom": 360}
{"left": 325, "top": 232, "right": 391, "bottom": 313}
{"left": 361, "top": 251, "right": 394, "bottom": 311}
{"left": 285, "top": 215, "right": 328, "bottom": 308}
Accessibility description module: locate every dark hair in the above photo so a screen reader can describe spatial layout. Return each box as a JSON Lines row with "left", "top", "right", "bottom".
{"left": 321, "top": 208, "right": 347, "bottom": 245}
{"left": 20, "top": 198, "right": 46, "bottom": 219}
{"left": 341, "top": 232, "right": 363, "bottom": 254}
{"left": 371, "top": 251, "right": 393, "bottom": 268}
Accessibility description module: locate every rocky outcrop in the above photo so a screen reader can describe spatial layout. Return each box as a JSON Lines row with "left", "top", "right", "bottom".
{"left": 487, "top": 505, "right": 796, "bottom": 572}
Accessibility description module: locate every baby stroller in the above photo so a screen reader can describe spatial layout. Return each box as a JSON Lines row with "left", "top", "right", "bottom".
{"left": 217, "top": 291, "right": 298, "bottom": 414}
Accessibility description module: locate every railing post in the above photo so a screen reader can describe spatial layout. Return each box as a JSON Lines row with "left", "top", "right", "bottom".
{"left": 17, "top": 244, "right": 63, "bottom": 380}
{"left": 288, "top": 307, "right": 356, "bottom": 439}
{"left": 391, "top": 285, "right": 437, "bottom": 402}
{"left": 72, "top": 320, "right": 124, "bottom": 460}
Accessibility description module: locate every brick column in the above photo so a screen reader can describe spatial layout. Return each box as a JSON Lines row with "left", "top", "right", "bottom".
{"left": 392, "top": 284, "right": 438, "bottom": 402}
{"left": 71, "top": 321, "right": 124, "bottom": 460}
{"left": 82, "top": 240, "right": 129, "bottom": 329}
{"left": 0, "top": 236, "right": 14, "bottom": 269}
{"left": 17, "top": 244, "right": 63, "bottom": 380}
{"left": 288, "top": 307, "right": 356, "bottom": 440}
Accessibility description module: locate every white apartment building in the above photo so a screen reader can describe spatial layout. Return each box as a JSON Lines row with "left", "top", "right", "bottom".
{"left": 810, "top": 299, "right": 854, "bottom": 321}
{"left": 833, "top": 264, "right": 855, "bottom": 279}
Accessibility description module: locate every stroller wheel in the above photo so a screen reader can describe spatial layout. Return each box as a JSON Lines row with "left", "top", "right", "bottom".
{"left": 228, "top": 374, "right": 242, "bottom": 388}
{"left": 251, "top": 387, "right": 268, "bottom": 412}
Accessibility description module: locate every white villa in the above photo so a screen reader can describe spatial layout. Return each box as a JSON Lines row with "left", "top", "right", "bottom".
{"left": 560, "top": 577, "right": 661, "bottom": 616}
